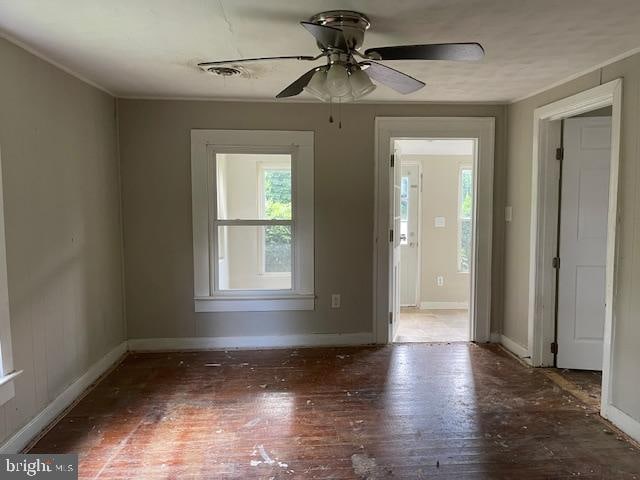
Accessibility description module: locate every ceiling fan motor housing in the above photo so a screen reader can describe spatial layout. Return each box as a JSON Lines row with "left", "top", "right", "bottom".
{"left": 309, "top": 10, "right": 370, "bottom": 52}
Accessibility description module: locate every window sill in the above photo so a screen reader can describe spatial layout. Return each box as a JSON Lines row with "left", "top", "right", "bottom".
{"left": 194, "top": 294, "right": 315, "bottom": 312}
{"left": 0, "top": 370, "right": 22, "bottom": 407}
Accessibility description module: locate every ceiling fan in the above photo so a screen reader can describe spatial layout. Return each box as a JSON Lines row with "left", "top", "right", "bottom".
{"left": 198, "top": 10, "right": 485, "bottom": 102}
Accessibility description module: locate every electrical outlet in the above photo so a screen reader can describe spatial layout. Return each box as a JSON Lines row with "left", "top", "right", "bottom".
{"left": 437, "top": 276, "right": 444, "bottom": 287}
{"left": 331, "top": 294, "right": 341, "bottom": 308}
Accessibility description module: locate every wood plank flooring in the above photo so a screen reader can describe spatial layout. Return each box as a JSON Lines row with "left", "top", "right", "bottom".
{"left": 29, "top": 344, "right": 640, "bottom": 479}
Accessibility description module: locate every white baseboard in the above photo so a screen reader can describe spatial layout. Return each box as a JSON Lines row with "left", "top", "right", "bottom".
{"left": 499, "top": 334, "right": 529, "bottom": 359}
{"left": 128, "top": 332, "right": 375, "bottom": 351}
{"left": 603, "top": 404, "right": 640, "bottom": 444}
{"left": 0, "top": 341, "right": 128, "bottom": 454}
{"left": 419, "top": 301, "right": 469, "bottom": 310}
{"left": 489, "top": 332, "right": 501, "bottom": 343}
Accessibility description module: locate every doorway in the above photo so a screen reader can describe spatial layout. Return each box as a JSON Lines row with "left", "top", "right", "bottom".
{"left": 395, "top": 139, "right": 475, "bottom": 342}
{"left": 373, "top": 117, "right": 495, "bottom": 346}
{"left": 526, "top": 79, "right": 622, "bottom": 423}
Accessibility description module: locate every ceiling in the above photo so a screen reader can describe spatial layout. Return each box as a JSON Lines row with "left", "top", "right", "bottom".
{"left": 2, "top": 0, "right": 640, "bottom": 103}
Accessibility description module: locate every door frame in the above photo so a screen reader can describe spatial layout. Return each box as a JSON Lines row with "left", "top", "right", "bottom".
{"left": 373, "top": 117, "right": 495, "bottom": 344}
{"left": 526, "top": 79, "right": 622, "bottom": 418}
{"left": 399, "top": 159, "right": 422, "bottom": 308}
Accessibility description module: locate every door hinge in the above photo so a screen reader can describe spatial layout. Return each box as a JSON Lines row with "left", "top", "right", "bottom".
{"left": 390, "top": 154, "right": 395, "bottom": 168}
{"left": 552, "top": 257, "right": 560, "bottom": 269}
{"left": 555, "top": 147, "right": 564, "bottom": 160}
{"left": 389, "top": 312, "right": 393, "bottom": 324}
{"left": 551, "top": 341, "right": 558, "bottom": 354}
{"left": 389, "top": 229, "right": 394, "bottom": 242}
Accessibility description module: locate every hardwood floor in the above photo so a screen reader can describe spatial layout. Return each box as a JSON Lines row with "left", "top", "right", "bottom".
{"left": 397, "top": 308, "right": 469, "bottom": 342}
{"left": 29, "top": 344, "right": 640, "bottom": 479}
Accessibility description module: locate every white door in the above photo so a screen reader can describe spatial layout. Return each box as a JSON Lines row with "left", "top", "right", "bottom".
{"left": 557, "top": 116, "right": 611, "bottom": 370}
{"left": 390, "top": 146, "right": 402, "bottom": 342}
{"left": 400, "top": 164, "right": 420, "bottom": 306}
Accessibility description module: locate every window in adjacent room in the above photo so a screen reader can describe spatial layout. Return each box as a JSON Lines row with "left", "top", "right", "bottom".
{"left": 458, "top": 166, "right": 473, "bottom": 273}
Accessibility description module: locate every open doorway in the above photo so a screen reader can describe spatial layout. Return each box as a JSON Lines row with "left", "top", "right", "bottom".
{"left": 526, "top": 80, "right": 622, "bottom": 425}
{"left": 550, "top": 106, "right": 613, "bottom": 405}
{"left": 394, "top": 139, "right": 475, "bottom": 342}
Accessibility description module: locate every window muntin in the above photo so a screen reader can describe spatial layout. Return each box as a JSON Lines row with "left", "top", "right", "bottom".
{"left": 458, "top": 167, "right": 473, "bottom": 273}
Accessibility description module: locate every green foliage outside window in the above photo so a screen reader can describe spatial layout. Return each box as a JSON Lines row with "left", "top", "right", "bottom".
{"left": 263, "top": 170, "right": 292, "bottom": 273}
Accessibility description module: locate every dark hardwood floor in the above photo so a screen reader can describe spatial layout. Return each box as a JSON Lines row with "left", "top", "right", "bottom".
{"left": 28, "top": 343, "right": 640, "bottom": 479}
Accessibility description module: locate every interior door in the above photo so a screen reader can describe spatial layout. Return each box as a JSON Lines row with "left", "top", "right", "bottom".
{"left": 390, "top": 145, "right": 402, "bottom": 342}
{"left": 400, "top": 164, "right": 420, "bottom": 306}
{"left": 556, "top": 116, "right": 611, "bottom": 370}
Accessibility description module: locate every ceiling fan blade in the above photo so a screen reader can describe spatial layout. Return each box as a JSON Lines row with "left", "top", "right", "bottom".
{"left": 360, "top": 61, "right": 425, "bottom": 94}
{"left": 198, "top": 55, "right": 317, "bottom": 68}
{"left": 301, "top": 21, "right": 348, "bottom": 51}
{"left": 364, "top": 43, "right": 485, "bottom": 61}
{"left": 276, "top": 67, "right": 320, "bottom": 98}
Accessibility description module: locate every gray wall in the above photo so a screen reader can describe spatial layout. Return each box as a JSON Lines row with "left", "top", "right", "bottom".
{"left": 504, "top": 54, "right": 640, "bottom": 421}
{"left": 117, "top": 100, "right": 507, "bottom": 340}
{"left": 0, "top": 39, "right": 125, "bottom": 444}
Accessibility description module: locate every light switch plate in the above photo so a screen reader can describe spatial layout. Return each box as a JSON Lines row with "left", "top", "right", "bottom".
{"left": 505, "top": 206, "right": 513, "bottom": 223}
{"left": 434, "top": 217, "right": 446, "bottom": 228}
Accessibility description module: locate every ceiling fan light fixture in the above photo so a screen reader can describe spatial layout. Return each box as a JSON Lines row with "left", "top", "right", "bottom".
{"left": 326, "top": 63, "right": 352, "bottom": 97}
{"left": 303, "top": 69, "right": 331, "bottom": 102}
{"left": 349, "top": 68, "right": 376, "bottom": 99}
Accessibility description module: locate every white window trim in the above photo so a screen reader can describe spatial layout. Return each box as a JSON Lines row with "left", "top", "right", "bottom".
{"left": 457, "top": 166, "right": 473, "bottom": 273}
{"left": 257, "top": 161, "right": 294, "bottom": 278}
{"left": 191, "top": 130, "right": 314, "bottom": 312}
{"left": 0, "top": 147, "right": 21, "bottom": 406}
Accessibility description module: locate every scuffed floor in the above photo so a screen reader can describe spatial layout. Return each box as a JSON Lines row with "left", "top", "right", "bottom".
{"left": 28, "top": 344, "right": 640, "bottom": 479}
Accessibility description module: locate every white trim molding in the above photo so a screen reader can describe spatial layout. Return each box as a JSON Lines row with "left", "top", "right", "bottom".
{"left": 526, "top": 79, "right": 622, "bottom": 426}
{"left": 603, "top": 405, "right": 640, "bottom": 444}
{"left": 373, "top": 117, "right": 495, "bottom": 345}
{"left": 419, "top": 301, "right": 469, "bottom": 310}
{"left": 128, "top": 333, "right": 374, "bottom": 351}
{"left": 499, "top": 335, "right": 531, "bottom": 362}
{"left": 0, "top": 341, "right": 128, "bottom": 454}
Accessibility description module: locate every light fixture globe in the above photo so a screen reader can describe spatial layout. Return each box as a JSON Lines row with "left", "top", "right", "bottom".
{"left": 303, "top": 69, "right": 331, "bottom": 102}
{"left": 349, "top": 68, "right": 376, "bottom": 99}
{"left": 326, "top": 63, "right": 351, "bottom": 97}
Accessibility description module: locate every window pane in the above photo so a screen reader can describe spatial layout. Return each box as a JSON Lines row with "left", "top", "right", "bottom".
{"left": 217, "top": 225, "right": 291, "bottom": 290}
{"left": 459, "top": 219, "right": 472, "bottom": 272}
{"left": 400, "top": 176, "right": 409, "bottom": 221}
{"left": 460, "top": 169, "right": 473, "bottom": 219}
{"left": 216, "top": 153, "right": 291, "bottom": 220}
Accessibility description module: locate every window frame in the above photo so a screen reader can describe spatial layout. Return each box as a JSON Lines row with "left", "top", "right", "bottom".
{"left": 256, "top": 161, "right": 294, "bottom": 278}
{"left": 457, "top": 165, "right": 473, "bottom": 273}
{"left": 191, "top": 130, "right": 314, "bottom": 312}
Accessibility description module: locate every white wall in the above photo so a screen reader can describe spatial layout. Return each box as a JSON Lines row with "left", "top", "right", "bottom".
{"left": 402, "top": 154, "right": 472, "bottom": 306}
{"left": 504, "top": 53, "right": 640, "bottom": 424}
{"left": 0, "top": 38, "right": 124, "bottom": 444}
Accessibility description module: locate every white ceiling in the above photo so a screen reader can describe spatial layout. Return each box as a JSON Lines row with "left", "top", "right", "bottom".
{"left": 2, "top": 0, "right": 640, "bottom": 102}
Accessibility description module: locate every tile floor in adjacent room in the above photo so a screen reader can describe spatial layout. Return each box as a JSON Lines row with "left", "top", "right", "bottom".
{"left": 396, "top": 308, "right": 469, "bottom": 342}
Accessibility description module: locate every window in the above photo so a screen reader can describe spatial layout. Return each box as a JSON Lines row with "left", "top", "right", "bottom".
{"left": 0, "top": 149, "right": 20, "bottom": 406}
{"left": 458, "top": 167, "right": 473, "bottom": 273}
{"left": 400, "top": 176, "right": 409, "bottom": 245}
{"left": 191, "top": 130, "right": 314, "bottom": 312}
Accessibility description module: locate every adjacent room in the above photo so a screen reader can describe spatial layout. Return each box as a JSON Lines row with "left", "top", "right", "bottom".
{"left": 395, "top": 139, "right": 474, "bottom": 343}
{"left": 0, "top": 1, "right": 639, "bottom": 478}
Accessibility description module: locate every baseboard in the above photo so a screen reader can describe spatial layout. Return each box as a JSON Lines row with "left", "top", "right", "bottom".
{"left": 419, "top": 301, "right": 469, "bottom": 310}
{"left": 489, "top": 332, "right": 501, "bottom": 343}
{"left": 603, "top": 404, "right": 640, "bottom": 444}
{"left": 0, "top": 341, "right": 128, "bottom": 454}
{"left": 499, "top": 334, "right": 529, "bottom": 359}
{"left": 128, "top": 332, "right": 375, "bottom": 351}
